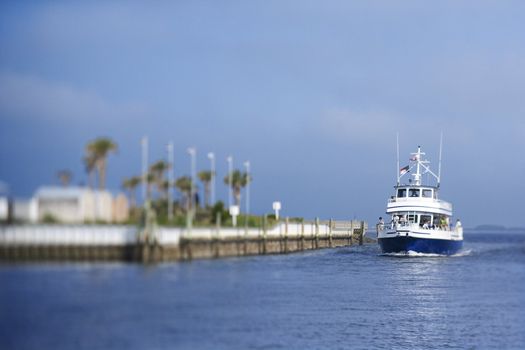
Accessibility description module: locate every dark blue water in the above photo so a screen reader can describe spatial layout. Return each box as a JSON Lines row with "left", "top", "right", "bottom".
{"left": 1, "top": 232, "right": 524, "bottom": 350}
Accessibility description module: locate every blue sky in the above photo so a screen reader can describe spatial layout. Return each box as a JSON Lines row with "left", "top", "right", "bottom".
{"left": 1, "top": 1, "right": 525, "bottom": 227}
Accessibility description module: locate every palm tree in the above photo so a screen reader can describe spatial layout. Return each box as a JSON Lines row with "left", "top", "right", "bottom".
{"left": 57, "top": 170, "right": 73, "bottom": 187}
{"left": 175, "top": 176, "right": 192, "bottom": 210}
{"left": 159, "top": 180, "right": 171, "bottom": 200}
{"left": 85, "top": 137, "right": 118, "bottom": 190}
{"left": 145, "top": 173, "right": 156, "bottom": 201}
{"left": 198, "top": 170, "right": 212, "bottom": 207}
{"left": 122, "top": 176, "right": 141, "bottom": 208}
{"left": 83, "top": 154, "right": 97, "bottom": 189}
{"left": 223, "top": 170, "right": 250, "bottom": 207}
{"left": 149, "top": 160, "right": 171, "bottom": 198}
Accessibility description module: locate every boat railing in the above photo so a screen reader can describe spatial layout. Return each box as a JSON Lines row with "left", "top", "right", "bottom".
{"left": 376, "top": 221, "right": 460, "bottom": 233}
{"left": 387, "top": 198, "right": 453, "bottom": 212}
{"left": 388, "top": 197, "right": 440, "bottom": 203}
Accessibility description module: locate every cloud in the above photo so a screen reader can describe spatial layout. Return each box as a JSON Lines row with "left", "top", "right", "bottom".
{"left": 0, "top": 72, "right": 148, "bottom": 123}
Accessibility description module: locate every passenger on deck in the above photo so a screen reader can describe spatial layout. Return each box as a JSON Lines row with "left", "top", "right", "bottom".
{"left": 377, "top": 217, "right": 385, "bottom": 231}
{"left": 455, "top": 219, "right": 462, "bottom": 232}
{"left": 440, "top": 217, "right": 447, "bottom": 230}
{"left": 393, "top": 215, "right": 399, "bottom": 228}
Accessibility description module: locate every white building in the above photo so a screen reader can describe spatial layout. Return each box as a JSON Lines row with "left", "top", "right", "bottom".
{"left": 0, "top": 196, "right": 8, "bottom": 221}
{"left": 34, "top": 186, "right": 126, "bottom": 223}
{"left": 12, "top": 198, "right": 38, "bottom": 223}
{"left": 0, "top": 180, "right": 9, "bottom": 221}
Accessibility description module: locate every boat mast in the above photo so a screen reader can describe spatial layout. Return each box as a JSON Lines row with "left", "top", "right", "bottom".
{"left": 410, "top": 145, "right": 439, "bottom": 186}
{"left": 396, "top": 133, "right": 400, "bottom": 186}
{"left": 412, "top": 146, "right": 422, "bottom": 185}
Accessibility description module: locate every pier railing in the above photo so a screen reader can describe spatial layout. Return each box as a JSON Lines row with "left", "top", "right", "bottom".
{"left": 0, "top": 220, "right": 367, "bottom": 246}
{"left": 0, "top": 219, "right": 369, "bottom": 262}
{"left": 0, "top": 225, "right": 138, "bottom": 246}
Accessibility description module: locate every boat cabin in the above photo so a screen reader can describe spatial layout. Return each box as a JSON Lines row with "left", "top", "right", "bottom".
{"left": 391, "top": 211, "right": 450, "bottom": 229}
{"left": 394, "top": 186, "right": 437, "bottom": 200}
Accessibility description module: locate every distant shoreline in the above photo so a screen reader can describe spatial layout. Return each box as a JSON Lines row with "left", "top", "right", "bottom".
{"left": 465, "top": 225, "right": 525, "bottom": 233}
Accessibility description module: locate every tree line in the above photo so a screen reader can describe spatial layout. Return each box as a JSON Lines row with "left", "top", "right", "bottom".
{"left": 57, "top": 137, "right": 252, "bottom": 225}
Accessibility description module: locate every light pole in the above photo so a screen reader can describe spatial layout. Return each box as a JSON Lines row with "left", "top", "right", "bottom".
{"left": 167, "top": 141, "right": 174, "bottom": 222}
{"left": 226, "top": 155, "right": 233, "bottom": 209}
{"left": 187, "top": 147, "right": 197, "bottom": 214}
{"left": 273, "top": 201, "right": 281, "bottom": 220}
{"left": 208, "top": 152, "right": 215, "bottom": 206}
{"left": 188, "top": 147, "right": 197, "bottom": 211}
{"left": 141, "top": 136, "right": 148, "bottom": 203}
{"left": 244, "top": 161, "right": 250, "bottom": 216}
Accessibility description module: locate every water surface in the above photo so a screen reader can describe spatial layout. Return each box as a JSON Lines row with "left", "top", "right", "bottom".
{"left": 1, "top": 232, "right": 524, "bottom": 349}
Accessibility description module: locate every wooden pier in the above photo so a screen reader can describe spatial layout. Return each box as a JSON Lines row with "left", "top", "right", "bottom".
{"left": 0, "top": 219, "right": 371, "bottom": 263}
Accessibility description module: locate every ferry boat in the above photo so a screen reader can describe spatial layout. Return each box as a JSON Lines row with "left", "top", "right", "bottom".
{"left": 377, "top": 145, "right": 463, "bottom": 255}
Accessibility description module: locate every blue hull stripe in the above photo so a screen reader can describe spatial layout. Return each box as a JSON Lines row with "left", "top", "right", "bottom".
{"left": 378, "top": 236, "right": 463, "bottom": 255}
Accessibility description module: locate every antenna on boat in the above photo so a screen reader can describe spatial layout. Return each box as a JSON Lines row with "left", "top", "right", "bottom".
{"left": 396, "top": 132, "right": 400, "bottom": 186}
{"left": 438, "top": 132, "right": 443, "bottom": 187}
{"left": 411, "top": 145, "right": 439, "bottom": 186}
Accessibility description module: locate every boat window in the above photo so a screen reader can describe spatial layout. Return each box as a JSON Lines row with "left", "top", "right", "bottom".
{"left": 409, "top": 189, "right": 420, "bottom": 197}
{"left": 420, "top": 215, "right": 432, "bottom": 227}
{"left": 422, "top": 189, "right": 432, "bottom": 198}
{"left": 397, "top": 189, "right": 406, "bottom": 198}
{"left": 408, "top": 214, "right": 417, "bottom": 223}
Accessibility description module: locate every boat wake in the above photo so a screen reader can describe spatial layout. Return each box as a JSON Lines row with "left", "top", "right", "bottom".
{"left": 380, "top": 249, "right": 472, "bottom": 258}
{"left": 452, "top": 249, "right": 472, "bottom": 257}
{"left": 380, "top": 251, "right": 444, "bottom": 258}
